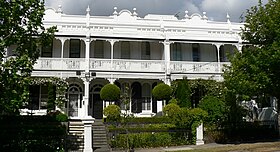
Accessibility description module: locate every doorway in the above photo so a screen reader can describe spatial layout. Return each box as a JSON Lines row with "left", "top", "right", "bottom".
{"left": 90, "top": 85, "right": 103, "bottom": 119}
{"left": 68, "top": 85, "right": 82, "bottom": 117}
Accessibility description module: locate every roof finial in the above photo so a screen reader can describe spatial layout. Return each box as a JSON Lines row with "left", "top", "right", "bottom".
{"left": 202, "top": 12, "right": 208, "bottom": 20}
{"left": 227, "top": 12, "right": 231, "bottom": 22}
{"left": 113, "top": 7, "right": 118, "bottom": 16}
{"left": 86, "top": 5, "right": 90, "bottom": 15}
{"left": 184, "top": 10, "right": 190, "bottom": 19}
{"left": 132, "top": 8, "right": 138, "bottom": 16}
{"left": 57, "top": 5, "right": 62, "bottom": 13}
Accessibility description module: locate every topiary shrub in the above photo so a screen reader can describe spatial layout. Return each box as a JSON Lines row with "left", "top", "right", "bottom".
{"left": 152, "top": 83, "right": 172, "bottom": 101}
{"left": 100, "top": 84, "right": 120, "bottom": 101}
{"left": 103, "top": 104, "right": 121, "bottom": 122}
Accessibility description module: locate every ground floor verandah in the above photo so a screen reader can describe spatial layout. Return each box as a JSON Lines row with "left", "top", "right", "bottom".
{"left": 25, "top": 78, "right": 167, "bottom": 119}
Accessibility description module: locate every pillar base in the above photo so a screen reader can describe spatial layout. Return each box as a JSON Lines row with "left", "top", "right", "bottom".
{"left": 82, "top": 116, "right": 95, "bottom": 152}
{"left": 196, "top": 140, "right": 204, "bottom": 145}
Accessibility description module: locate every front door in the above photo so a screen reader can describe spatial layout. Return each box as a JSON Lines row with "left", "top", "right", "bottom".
{"left": 93, "top": 93, "right": 103, "bottom": 119}
{"left": 69, "top": 94, "right": 78, "bottom": 117}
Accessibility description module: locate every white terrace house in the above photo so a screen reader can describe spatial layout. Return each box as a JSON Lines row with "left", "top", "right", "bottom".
{"left": 16, "top": 6, "right": 244, "bottom": 119}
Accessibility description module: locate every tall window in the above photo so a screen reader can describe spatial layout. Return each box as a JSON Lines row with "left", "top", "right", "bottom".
{"left": 94, "top": 40, "right": 104, "bottom": 58}
{"left": 121, "top": 41, "right": 130, "bottom": 59}
{"left": 141, "top": 42, "right": 150, "bottom": 60}
{"left": 70, "top": 39, "right": 81, "bottom": 58}
{"left": 142, "top": 83, "right": 151, "bottom": 111}
{"left": 172, "top": 43, "right": 182, "bottom": 61}
{"left": 192, "top": 43, "right": 200, "bottom": 62}
{"left": 219, "top": 45, "right": 226, "bottom": 62}
{"left": 41, "top": 41, "right": 53, "bottom": 57}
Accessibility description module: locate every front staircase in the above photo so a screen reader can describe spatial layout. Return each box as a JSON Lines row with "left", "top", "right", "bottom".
{"left": 68, "top": 119, "right": 110, "bottom": 152}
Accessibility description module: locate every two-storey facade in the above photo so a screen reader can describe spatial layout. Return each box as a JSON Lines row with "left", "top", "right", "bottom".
{"left": 16, "top": 6, "right": 244, "bottom": 119}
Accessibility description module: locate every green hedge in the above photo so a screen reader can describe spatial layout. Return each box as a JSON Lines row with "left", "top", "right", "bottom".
{"left": 111, "top": 132, "right": 191, "bottom": 148}
{"left": 105, "top": 116, "right": 171, "bottom": 124}
{"left": 108, "top": 123, "right": 177, "bottom": 133}
{"left": 0, "top": 116, "right": 67, "bottom": 152}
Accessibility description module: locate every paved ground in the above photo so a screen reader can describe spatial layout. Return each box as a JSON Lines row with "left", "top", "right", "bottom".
{"left": 112, "top": 141, "right": 280, "bottom": 152}
{"left": 112, "top": 143, "right": 230, "bottom": 152}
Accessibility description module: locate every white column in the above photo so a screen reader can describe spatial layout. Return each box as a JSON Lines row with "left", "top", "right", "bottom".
{"left": 82, "top": 118, "right": 95, "bottom": 152}
{"left": 60, "top": 38, "right": 66, "bottom": 58}
{"left": 214, "top": 44, "right": 222, "bottom": 81}
{"left": 85, "top": 34, "right": 90, "bottom": 71}
{"left": 83, "top": 80, "right": 90, "bottom": 117}
{"left": 163, "top": 40, "right": 171, "bottom": 85}
{"left": 196, "top": 123, "right": 204, "bottom": 145}
{"left": 157, "top": 101, "right": 163, "bottom": 113}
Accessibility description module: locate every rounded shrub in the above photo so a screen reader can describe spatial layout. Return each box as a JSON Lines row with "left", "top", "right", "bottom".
{"left": 100, "top": 84, "right": 120, "bottom": 101}
{"left": 103, "top": 104, "right": 121, "bottom": 122}
{"left": 163, "top": 103, "right": 181, "bottom": 118}
{"left": 152, "top": 83, "right": 172, "bottom": 101}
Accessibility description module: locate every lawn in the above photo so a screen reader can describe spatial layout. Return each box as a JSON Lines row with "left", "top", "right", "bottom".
{"left": 174, "top": 141, "right": 280, "bottom": 152}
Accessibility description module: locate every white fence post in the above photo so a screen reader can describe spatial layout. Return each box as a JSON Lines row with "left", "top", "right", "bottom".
{"left": 196, "top": 123, "right": 204, "bottom": 145}
{"left": 82, "top": 117, "right": 95, "bottom": 152}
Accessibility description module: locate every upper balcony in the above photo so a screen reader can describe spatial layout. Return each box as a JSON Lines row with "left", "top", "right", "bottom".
{"left": 32, "top": 39, "right": 234, "bottom": 75}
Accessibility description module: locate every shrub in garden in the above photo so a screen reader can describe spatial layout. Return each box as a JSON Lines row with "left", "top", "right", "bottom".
{"left": 163, "top": 103, "right": 181, "bottom": 119}
{"left": 152, "top": 83, "right": 172, "bottom": 101}
{"left": 104, "top": 104, "right": 121, "bottom": 122}
{"left": 173, "top": 79, "right": 192, "bottom": 108}
{"left": 168, "top": 98, "right": 178, "bottom": 104}
{"left": 198, "top": 95, "right": 226, "bottom": 125}
{"left": 100, "top": 84, "right": 120, "bottom": 101}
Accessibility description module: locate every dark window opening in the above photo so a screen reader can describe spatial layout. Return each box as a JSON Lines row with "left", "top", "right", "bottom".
{"left": 70, "top": 39, "right": 81, "bottom": 58}
{"left": 192, "top": 43, "right": 200, "bottom": 62}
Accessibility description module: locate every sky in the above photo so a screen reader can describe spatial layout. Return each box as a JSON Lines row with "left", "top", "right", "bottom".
{"left": 45, "top": 0, "right": 268, "bottom": 22}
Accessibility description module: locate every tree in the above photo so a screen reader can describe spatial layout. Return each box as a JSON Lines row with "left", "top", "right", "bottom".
{"left": 223, "top": 0, "right": 280, "bottom": 131}
{"left": 173, "top": 79, "right": 192, "bottom": 108}
{"left": 100, "top": 84, "right": 121, "bottom": 101}
{"left": 0, "top": 0, "right": 56, "bottom": 115}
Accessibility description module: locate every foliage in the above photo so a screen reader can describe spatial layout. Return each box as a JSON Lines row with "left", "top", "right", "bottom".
{"left": 100, "top": 84, "right": 120, "bottom": 101}
{"left": 48, "top": 110, "right": 68, "bottom": 122}
{"left": 47, "top": 83, "right": 56, "bottom": 112}
{"left": 199, "top": 95, "right": 226, "bottom": 125}
{"left": 110, "top": 132, "right": 191, "bottom": 148}
{"left": 0, "top": 0, "right": 56, "bottom": 115}
{"left": 105, "top": 116, "right": 170, "bottom": 124}
{"left": 223, "top": 0, "right": 280, "bottom": 130}
{"left": 152, "top": 83, "right": 172, "bottom": 101}
{"left": 30, "top": 77, "right": 69, "bottom": 110}
{"left": 104, "top": 104, "right": 121, "bottom": 122}
{"left": 189, "top": 79, "right": 225, "bottom": 99}
{"left": 172, "top": 79, "right": 192, "bottom": 108}
{"left": 108, "top": 123, "right": 176, "bottom": 132}
{"left": 168, "top": 98, "right": 178, "bottom": 104}
{"left": 163, "top": 103, "right": 181, "bottom": 119}
{"left": 0, "top": 116, "right": 67, "bottom": 151}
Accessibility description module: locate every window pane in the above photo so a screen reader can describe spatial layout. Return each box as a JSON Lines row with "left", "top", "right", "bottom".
{"left": 70, "top": 39, "right": 80, "bottom": 58}
{"left": 121, "top": 41, "right": 130, "bottom": 59}
{"left": 41, "top": 41, "right": 53, "bottom": 57}
{"left": 94, "top": 41, "right": 104, "bottom": 58}
{"left": 192, "top": 44, "right": 200, "bottom": 62}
